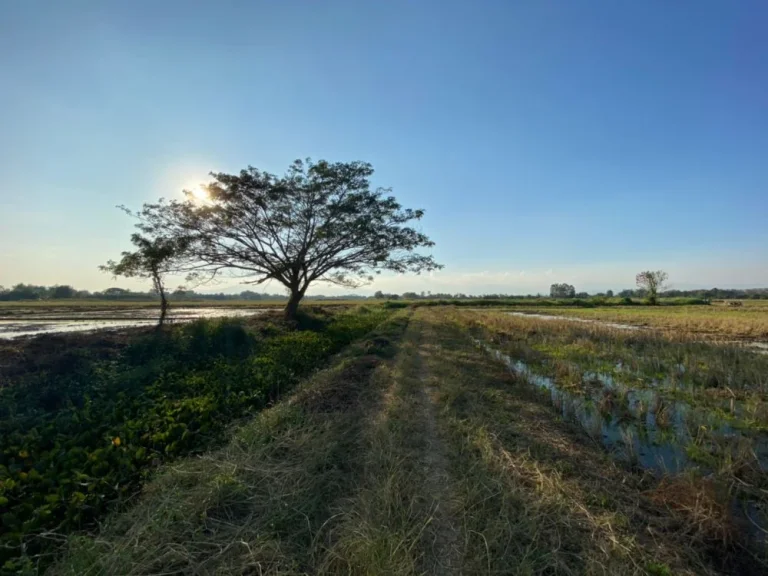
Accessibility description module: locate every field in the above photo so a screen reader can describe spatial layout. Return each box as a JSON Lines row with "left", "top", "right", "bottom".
{"left": 1, "top": 304, "right": 767, "bottom": 574}
{"left": 513, "top": 300, "right": 768, "bottom": 341}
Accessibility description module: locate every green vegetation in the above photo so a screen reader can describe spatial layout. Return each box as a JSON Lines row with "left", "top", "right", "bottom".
{"left": 50, "top": 308, "right": 765, "bottom": 575}
{"left": 53, "top": 311, "right": 412, "bottom": 575}
{"left": 2, "top": 303, "right": 766, "bottom": 574}
{"left": 0, "top": 306, "right": 392, "bottom": 572}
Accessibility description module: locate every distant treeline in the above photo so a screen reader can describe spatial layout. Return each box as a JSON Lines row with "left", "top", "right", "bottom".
{"left": 0, "top": 284, "right": 368, "bottom": 302}
{"left": 1, "top": 283, "right": 766, "bottom": 302}
{"left": 374, "top": 288, "right": 768, "bottom": 301}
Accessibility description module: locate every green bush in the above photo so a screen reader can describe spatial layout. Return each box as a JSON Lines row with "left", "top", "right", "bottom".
{"left": 383, "top": 300, "right": 409, "bottom": 309}
{"left": 0, "top": 308, "right": 391, "bottom": 571}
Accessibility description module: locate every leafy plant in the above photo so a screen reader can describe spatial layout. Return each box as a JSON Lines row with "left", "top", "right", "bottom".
{"left": 0, "top": 308, "right": 391, "bottom": 571}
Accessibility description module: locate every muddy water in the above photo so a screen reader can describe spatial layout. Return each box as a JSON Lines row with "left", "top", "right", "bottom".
{"left": 0, "top": 308, "right": 270, "bottom": 340}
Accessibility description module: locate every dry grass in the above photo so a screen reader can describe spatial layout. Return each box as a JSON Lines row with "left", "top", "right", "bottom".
{"left": 648, "top": 476, "right": 737, "bottom": 546}
{"left": 420, "top": 307, "right": 765, "bottom": 575}
{"left": 517, "top": 303, "right": 768, "bottom": 340}
{"left": 469, "top": 308, "right": 768, "bottom": 401}
{"left": 317, "top": 316, "right": 461, "bottom": 575}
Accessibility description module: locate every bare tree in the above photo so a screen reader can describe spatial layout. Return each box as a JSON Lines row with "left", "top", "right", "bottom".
{"left": 124, "top": 159, "right": 441, "bottom": 321}
{"left": 635, "top": 270, "right": 668, "bottom": 305}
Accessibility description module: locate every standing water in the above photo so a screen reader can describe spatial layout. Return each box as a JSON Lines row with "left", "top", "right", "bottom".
{"left": 0, "top": 307, "right": 271, "bottom": 340}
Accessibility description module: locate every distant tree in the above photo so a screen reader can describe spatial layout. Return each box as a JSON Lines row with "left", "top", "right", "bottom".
{"left": 172, "top": 287, "right": 191, "bottom": 300}
{"left": 102, "top": 287, "right": 131, "bottom": 297}
{"left": 606, "top": 289, "right": 614, "bottom": 298}
{"left": 575, "top": 291, "right": 589, "bottom": 299}
{"left": 635, "top": 270, "right": 668, "bottom": 305}
{"left": 51, "top": 285, "right": 76, "bottom": 299}
{"left": 126, "top": 159, "right": 441, "bottom": 321}
{"left": 374, "top": 290, "right": 385, "bottom": 299}
{"left": 101, "top": 234, "right": 186, "bottom": 327}
{"left": 402, "top": 292, "right": 419, "bottom": 300}
{"left": 240, "top": 290, "right": 264, "bottom": 300}
{"left": 3, "top": 284, "right": 44, "bottom": 301}
{"left": 550, "top": 283, "right": 576, "bottom": 298}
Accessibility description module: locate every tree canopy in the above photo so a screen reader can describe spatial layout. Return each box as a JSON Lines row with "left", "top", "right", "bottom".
{"left": 635, "top": 270, "right": 668, "bottom": 305}
{"left": 129, "top": 159, "right": 441, "bottom": 319}
{"left": 550, "top": 283, "right": 576, "bottom": 298}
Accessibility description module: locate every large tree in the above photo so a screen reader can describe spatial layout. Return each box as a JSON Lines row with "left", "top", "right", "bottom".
{"left": 127, "top": 159, "right": 441, "bottom": 320}
{"left": 635, "top": 270, "right": 668, "bottom": 305}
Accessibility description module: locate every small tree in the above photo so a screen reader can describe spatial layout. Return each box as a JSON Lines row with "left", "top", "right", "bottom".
{"left": 101, "top": 234, "right": 185, "bottom": 327}
{"left": 606, "top": 289, "right": 614, "bottom": 298}
{"left": 635, "top": 270, "right": 668, "bottom": 305}
{"left": 127, "top": 159, "right": 441, "bottom": 321}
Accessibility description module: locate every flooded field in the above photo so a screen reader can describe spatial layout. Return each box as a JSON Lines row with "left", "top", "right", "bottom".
{"left": 476, "top": 337, "right": 768, "bottom": 541}
{"left": 0, "top": 307, "right": 271, "bottom": 339}
{"left": 465, "top": 308, "right": 768, "bottom": 542}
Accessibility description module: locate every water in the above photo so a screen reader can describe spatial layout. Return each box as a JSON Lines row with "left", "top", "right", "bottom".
{"left": 475, "top": 337, "right": 768, "bottom": 539}
{"left": 0, "top": 307, "right": 270, "bottom": 340}
{"left": 506, "top": 311, "right": 641, "bottom": 331}
{"left": 474, "top": 338, "right": 768, "bottom": 475}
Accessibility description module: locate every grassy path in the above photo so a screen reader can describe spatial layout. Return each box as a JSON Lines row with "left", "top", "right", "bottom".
{"left": 319, "top": 310, "right": 461, "bottom": 574}
{"left": 53, "top": 308, "right": 761, "bottom": 575}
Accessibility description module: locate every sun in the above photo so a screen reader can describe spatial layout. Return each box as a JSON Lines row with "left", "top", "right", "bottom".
{"left": 188, "top": 185, "right": 209, "bottom": 203}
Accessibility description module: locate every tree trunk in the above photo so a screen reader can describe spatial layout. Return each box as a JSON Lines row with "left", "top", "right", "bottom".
{"left": 284, "top": 289, "right": 304, "bottom": 322}
{"left": 159, "top": 290, "right": 169, "bottom": 327}
{"left": 153, "top": 271, "right": 168, "bottom": 329}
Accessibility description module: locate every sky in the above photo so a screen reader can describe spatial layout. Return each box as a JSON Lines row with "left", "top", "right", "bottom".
{"left": 1, "top": 0, "right": 767, "bottom": 296}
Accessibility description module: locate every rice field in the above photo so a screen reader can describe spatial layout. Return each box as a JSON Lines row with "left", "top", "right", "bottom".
{"left": 23, "top": 305, "right": 762, "bottom": 575}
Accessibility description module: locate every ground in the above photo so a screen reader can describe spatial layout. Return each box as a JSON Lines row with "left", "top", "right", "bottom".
{"left": 49, "top": 307, "right": 767, "bottom": 575}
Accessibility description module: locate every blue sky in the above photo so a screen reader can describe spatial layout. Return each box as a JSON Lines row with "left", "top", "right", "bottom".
{"left": 1, "top": 0, "right": 766, "bottom": 295}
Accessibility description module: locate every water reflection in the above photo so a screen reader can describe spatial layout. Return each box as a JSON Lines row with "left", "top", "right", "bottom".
{"left": 475, "top": 338, "right": 768, "bottom": 475}
{"left": 0, "top": 308, "right": 269, "bottom": 340}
